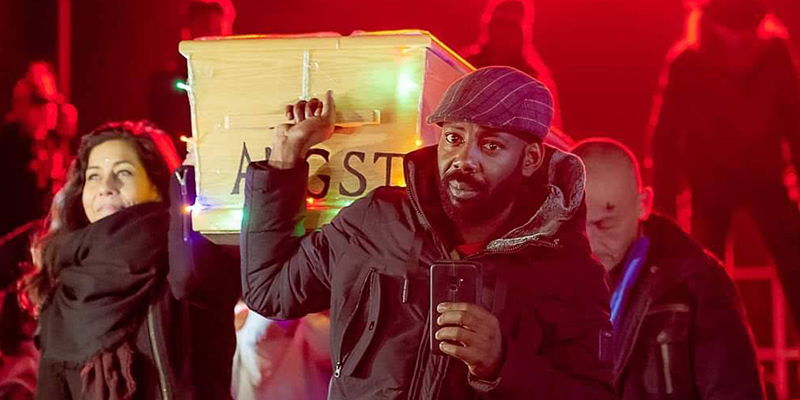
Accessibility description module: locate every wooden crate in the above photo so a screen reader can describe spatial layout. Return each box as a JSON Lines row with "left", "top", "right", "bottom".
{"left": 180, "top": 30, "right": 473, "bottom": 244}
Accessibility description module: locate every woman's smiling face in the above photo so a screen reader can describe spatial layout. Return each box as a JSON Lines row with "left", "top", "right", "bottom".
{"left": 81, "top": 139, "right": 161, "bottom": 223}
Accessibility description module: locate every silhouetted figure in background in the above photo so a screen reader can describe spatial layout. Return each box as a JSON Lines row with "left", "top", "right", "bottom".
{"left": 462, "top": 0, "right": 563, "bottom": 130}
{"left": 148, "top": 0, "right": 236, "bottom": 152}
{"left": 0, "top": 61, "right": 76, "bottom": 400}
{"left": 650, "top": 0, "right": 800, "bottom": 329}
{"left": 0, "top": 62, "right": 77, "bottom": 238}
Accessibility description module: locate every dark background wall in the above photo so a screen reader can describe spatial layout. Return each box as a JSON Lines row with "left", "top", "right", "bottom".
{"left": 69, "top": 0, "right": 184, "bottom": 137}
{"left": 0, "top": 0, "right": 56, "bottom": 121}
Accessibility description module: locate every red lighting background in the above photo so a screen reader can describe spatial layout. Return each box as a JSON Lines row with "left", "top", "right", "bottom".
{"left": 2, "top": 0, "right": 800, "bottom": 398}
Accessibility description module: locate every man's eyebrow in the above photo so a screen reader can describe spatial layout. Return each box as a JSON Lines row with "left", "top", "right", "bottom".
{"left": 445, "top": 124, "right": 467, "bottom": 131}
{"left": 479, "top": 128, "right": 523, "bottom": 141}
{"left": 481, "top": 129, "right": 503, "bottom": 137}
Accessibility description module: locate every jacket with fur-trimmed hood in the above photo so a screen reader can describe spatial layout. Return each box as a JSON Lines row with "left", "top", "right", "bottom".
{"left": 241, "top": 144, "right": 614, "bottom": 400}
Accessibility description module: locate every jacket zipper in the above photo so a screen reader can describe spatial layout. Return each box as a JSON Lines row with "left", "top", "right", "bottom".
{"left": 148, "top": 305, "right": 171, "bottom": 400}
{"left": 406, "top": 312, "right": 431, "bottom": 399}
{"left": 656, "top": 331, "right": 674, "bottom": 395}
{"left": 408, "top": 200, "right": 447, "bottom": 257}
{"left": 617, "top": 266, "right": 664, "bottom": 377}
{"left": 333, "top": 359, "right": 345, "bottom": 378}
{"left": 614, "top": 294, "right": 652, "bottom": 377}
{"left": 404, "top": 198, "right": 446, "bottom": 400}
{"left": 660, "top": 343, "right": 674, "bottom": 395}
{"left": 175, "top": 169, "right": 190, "bottom": 243}
{"left": 404, "top": 164, "right": 448, "bottom": 257}
{"left": 334, "top": 269, "right": 374, "bottom": 379}
{"left": 175, "top": 169, "right": 188, "bottom": 199}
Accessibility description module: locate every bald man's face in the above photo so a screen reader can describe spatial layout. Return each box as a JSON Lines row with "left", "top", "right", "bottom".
{"left": 583, "top": 156, "right": 650, "bottom": 271}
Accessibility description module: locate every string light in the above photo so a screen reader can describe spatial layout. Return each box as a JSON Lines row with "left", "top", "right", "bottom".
{"left": 173, "top": 79, "right": 190, "bottom": 92}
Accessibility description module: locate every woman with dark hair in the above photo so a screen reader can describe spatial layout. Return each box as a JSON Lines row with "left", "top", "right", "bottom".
{"left": 28, "top": 120, "right": 239, "bottom": 400}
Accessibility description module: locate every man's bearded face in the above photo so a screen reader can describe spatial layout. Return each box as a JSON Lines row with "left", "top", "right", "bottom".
{"left": 436, "top": 122, "right": 529, "bottom": 226}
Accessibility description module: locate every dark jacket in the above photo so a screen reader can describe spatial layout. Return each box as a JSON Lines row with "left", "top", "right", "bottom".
{"left": 651, "top": 36, "right": 800, "bottom": 217}
{"left": 34, "top": 166, "right": 239, "bottom": 400}
{"left": 161, "top": 166, "right": 241, "bottom": 400}
{"left": 613, "top": 215, "right": 763, "bottom": 400}
{"left": 241, "top": 145, "right": 614, "bottom": 400}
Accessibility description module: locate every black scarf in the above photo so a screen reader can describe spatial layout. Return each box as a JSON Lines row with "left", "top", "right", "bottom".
{"left": 38, "top": 202, "right": 169, "bottom": 364}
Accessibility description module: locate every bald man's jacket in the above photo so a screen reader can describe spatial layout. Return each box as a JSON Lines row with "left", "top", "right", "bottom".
{"left": 612, "top": 215, "right": 763, "bottom": 400}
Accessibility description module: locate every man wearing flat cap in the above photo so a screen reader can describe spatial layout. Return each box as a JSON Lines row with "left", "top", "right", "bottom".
{"left": 240, "top": 66, "right": 613, "bottom": 399}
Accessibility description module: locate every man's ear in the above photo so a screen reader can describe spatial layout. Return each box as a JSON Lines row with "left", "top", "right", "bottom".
{"left": 638, "top": 186, "right": 654, "bottom": 221}
{"left": 522, "top": 142, "right": 545, "bottom": 177}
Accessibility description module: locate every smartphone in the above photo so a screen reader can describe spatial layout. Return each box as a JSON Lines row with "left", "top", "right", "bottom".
{"left": 430, "top": 261, "right": 481, "bottom": 355}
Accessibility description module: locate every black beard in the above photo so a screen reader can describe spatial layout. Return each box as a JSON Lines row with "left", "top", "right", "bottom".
{"left": 437, "top": 167, "right": 524, "bottom": 228}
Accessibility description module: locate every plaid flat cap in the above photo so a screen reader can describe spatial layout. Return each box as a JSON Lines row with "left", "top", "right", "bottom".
{"left": 427, "top": 66, "right": 554, "bottom": 141}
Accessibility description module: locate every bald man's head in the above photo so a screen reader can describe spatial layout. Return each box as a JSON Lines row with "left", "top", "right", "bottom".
{"left": 572, "top": 139, "right": 652, "bottom": 271}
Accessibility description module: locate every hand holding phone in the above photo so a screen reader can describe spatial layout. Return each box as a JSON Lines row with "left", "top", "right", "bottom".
{"left": 430, "top": 261, "right": 503, "bottom": 380}
{"left": 430, "top": 261, "right": 480, "bottom": 355}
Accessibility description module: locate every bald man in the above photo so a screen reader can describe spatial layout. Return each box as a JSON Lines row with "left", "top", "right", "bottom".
{"left": 573, "top": 138, "right": 763, "bottom": 400}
